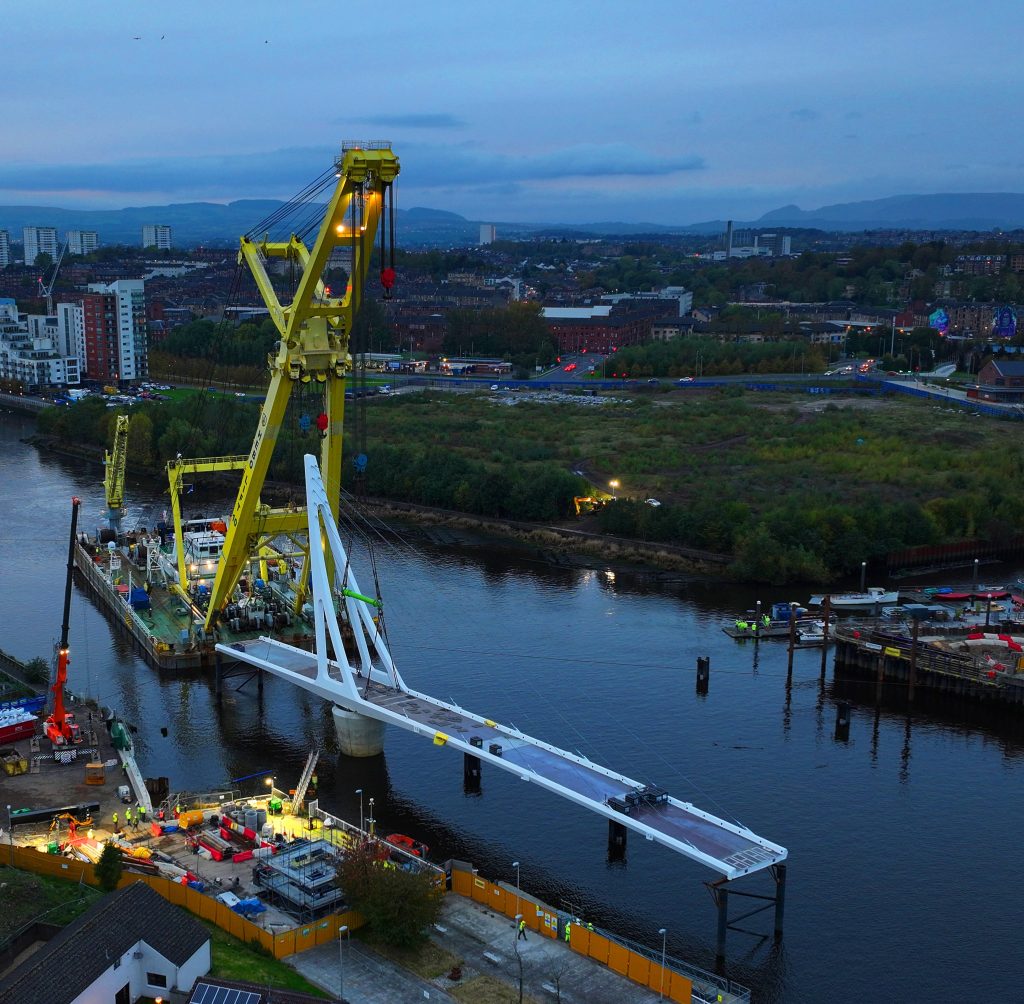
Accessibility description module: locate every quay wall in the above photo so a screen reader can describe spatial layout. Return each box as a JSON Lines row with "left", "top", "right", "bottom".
{"left": 834, "top": 632, "right": 1024, "bottom": 706}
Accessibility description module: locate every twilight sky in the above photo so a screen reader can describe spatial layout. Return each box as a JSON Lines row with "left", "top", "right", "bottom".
{"left": 7, "top": 0, "right": 1022, "bottom": 224}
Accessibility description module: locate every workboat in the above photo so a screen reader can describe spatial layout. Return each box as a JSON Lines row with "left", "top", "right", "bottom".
{"left": 723, "top": 602, "right": 835, "bottom": 640}
{"left": 385, "top": 833, "right": 430, "bottom": 858}
{"left": 808, "top": 587, "right": 898, "bottom": 609}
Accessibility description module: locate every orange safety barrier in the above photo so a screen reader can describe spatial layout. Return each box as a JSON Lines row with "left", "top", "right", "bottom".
{"left": 607, "top": 940, "right": 630, "bottom": 976}
{"left": 587, "top": 930, "right": 610, "bottom": 964}
{"left": 669, "top": 970, "right": 694, "bottom": 1003}
{"left": 5, "top": 846, "right": 365, "bottom": 962}
{"left": 628, "top": 951, "right": 650, "bottom": 984}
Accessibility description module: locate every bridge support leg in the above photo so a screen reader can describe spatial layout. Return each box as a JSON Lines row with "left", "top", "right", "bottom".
{"left": 214, "top": 651, "right": 223, "bottom": 705}
{"left": 714, "top": 884, "right": 729, "bottom": 962}
{"left": 772, "top": 863, "right": 786, "bottom": 941}
{"left": 607, "top": 819, "right": 627, "bottom": 861}
{"left": 463, "top": 752, "right": 481, "bottom": 794}
{"left": 332, "top": 707, "right": 385, "bottom": 757}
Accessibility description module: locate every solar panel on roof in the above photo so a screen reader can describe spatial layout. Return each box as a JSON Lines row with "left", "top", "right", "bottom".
{"left": 190, "top": 983, "right": 262, "bottom": 1004}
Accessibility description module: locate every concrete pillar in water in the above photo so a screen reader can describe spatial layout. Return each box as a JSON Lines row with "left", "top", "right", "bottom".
{"left": 332, "top": 706, "right": 386, "bottom": 756}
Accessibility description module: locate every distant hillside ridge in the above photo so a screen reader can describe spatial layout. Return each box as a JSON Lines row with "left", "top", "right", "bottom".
{"left": 755, "top": 193, "right": 1024, "bottom": 231}
{"left": 2, "top": 191, "right": 1024, "bottom": 248}
{"left": 0, "top": 201, "right": 480, "bottom": 248}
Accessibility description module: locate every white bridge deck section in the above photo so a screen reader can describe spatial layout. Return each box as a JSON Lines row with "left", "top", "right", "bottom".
{"left": 216, "top": 636, "right": 787, "bottom": 880}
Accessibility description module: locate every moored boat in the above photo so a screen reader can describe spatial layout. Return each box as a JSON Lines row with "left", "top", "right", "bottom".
{"left": 808, "top": 586, "right": 898, "bottom": 608}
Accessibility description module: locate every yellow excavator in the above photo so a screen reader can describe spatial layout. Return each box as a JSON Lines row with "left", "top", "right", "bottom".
{"left": 167, "top": 142, "right": 400, "bottom": 632}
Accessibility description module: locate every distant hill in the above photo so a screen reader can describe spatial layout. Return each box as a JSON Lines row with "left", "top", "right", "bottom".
{"left": 2, "top": 192, "right": 1024, "bottom": 249}
{"left": 0, "top": 201, "right": 482, "bottom": 249}
{"left": 754, "top": 193, "right": 1024, "bottom": 231}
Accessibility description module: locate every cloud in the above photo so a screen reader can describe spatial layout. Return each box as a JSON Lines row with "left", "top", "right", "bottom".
{"left": 351, "top": 113, "right": 466, "bottom": 129}
{"left": 790, "top": 108, "right": 819, "bottom": 121}
{"left": 0, "top": 142, "right": 705, "bottom": 203}
{"left": 0, "top": 147, "right": 339, "bottom": 200}
{"left": 401, "top": 142, "right": 705, "bottom": 188}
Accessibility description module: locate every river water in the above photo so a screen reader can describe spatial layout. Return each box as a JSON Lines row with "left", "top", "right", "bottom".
{"left": 1, "top": 412, "right": 1022, "bottom": 1003}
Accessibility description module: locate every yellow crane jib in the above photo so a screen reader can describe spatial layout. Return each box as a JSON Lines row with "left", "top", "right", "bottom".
{"left": 103, "top": 415, "right": 131, "bottom": 532}
{"left": 189, "top": 142, "right": 399, "bottom": 632}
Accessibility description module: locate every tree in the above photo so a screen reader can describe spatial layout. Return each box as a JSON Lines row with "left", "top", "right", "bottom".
{"left": 23, "top": 657, "right": 49, "bottom": 685}
{"left": 337, "top": 842, "right": 444, "bottom": 948}
{"left": 95, "top": 841, "right": 123, "bottom": 891}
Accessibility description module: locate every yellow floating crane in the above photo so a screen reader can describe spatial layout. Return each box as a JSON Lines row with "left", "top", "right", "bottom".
{"left": 167, "top": 142, "right": 400, "bottom": 632}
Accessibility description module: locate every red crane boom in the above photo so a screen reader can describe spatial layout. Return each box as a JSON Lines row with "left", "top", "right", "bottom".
{"left": 45, "top": 496, "right": 82, "bottom": 745}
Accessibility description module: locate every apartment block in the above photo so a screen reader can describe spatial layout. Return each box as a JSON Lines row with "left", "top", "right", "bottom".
{"left": 23, "top": 226, "right": 59, "bottom": 266}
{"left": 142, "top": 224, "right": 172, "bottom": 250}
{"left": 67, "top": 230, "right": 99, "bottom": 255}
{"left": 83, "top": 279, "right": 147, "bottom": 381}
{"left": 0, "top": 230, "right": 9, "bottom": 268}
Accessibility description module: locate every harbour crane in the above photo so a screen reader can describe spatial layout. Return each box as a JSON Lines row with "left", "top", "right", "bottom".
{"left": 103, "top": 415, "right": 130, "bottom": 533}
{"left": 167, "top": 142, "right": 399, "bottom": 631}
{"left": 37, "top": 241, "right": 68, "bottom": 315}
{"left": 45, "top": 496, "right": 82, "bottom": 746}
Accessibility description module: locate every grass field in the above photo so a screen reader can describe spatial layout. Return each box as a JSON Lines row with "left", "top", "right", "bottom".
{"left": 0, "top": 866, "right": 104, "bottom": 942}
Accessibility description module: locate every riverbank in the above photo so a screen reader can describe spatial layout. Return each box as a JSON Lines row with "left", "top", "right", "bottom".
{"left": 26, "top": 432, "right": 734, "bottom": 578}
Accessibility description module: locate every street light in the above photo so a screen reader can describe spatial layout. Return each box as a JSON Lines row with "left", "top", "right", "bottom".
{"left": 658, "top": 928, "right": 667, "bottom": 999}
{"left": 860, "top": 561, "right": 867, "bottom": 593}
{"left": 355, "top": 789, "right": 364, "bottom": 833}
{"left": 7, "top": 805, "right": 11, "bottom": 864}
{"left": 609, "top": 479, "right": 620, "bottom": 499}
{"left": 512, "top": 861, "right": 520, "bottom": 920}
{"left": 338, "top": 924, "right": 349, "bottom": 1000}
{"left": 367, "top": 797, "right": 375, "bottom": 836}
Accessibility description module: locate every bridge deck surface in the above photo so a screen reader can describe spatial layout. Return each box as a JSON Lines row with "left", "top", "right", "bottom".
{"left": 222, "top": 638, "right": 785, "bottom": 879}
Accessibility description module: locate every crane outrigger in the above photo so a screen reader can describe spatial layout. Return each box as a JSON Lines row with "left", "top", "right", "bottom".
{"left": 167, "top": 142, "right": 399, "bottom": 633}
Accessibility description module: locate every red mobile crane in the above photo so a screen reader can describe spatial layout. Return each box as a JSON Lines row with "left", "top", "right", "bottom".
{"left": 45, "top": 497, "right": 82, "bottom": 745}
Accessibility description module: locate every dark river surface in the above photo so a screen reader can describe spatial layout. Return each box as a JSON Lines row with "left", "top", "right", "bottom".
{"left": 2, "top": 411, "right": 1023, "bottom": 1003}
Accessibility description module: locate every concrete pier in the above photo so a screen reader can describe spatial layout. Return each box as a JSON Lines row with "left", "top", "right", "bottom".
{"left": 332, "top": 705, "right": 386, "bottom": 756}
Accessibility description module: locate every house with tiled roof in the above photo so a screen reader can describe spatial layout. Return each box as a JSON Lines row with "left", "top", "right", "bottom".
{"left": 0, "top": 881, "right": 210, "bottom": 1004}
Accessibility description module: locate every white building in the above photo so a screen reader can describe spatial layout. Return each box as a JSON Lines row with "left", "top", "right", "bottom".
{"left": 0, "top": 298, "right": 80, "bottom": 389}
{"left": 88, "top": 278, "right": 147, "bottom": 380}
{"left": 0, "top": 881, "right": 211, "bottom": 1004}
{"left": 23, "top": 226, "right": 59, "bottom": 266}
{"left": 600, "top": 285, "right": 694, "bottom": 317}
{"left": 57, "top": 301, "right": 86, "bottom": 361}
{"left": 0, "top": 230, "right": 9, "bottom": 268}
{"left": 67, "top": 229, "right": 99, "bottom": 255}
{"left": 479, "top": 223, "right": 496, "bottom": 245}
{"left": 142, "top": 224, "right": 172, "bottom": 249}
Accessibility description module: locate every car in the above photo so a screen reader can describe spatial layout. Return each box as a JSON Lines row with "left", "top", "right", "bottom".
{"left": 647, "top": 378, "right": 659, "bottom": 385}
{"left": 677, "top": 376, "right": 694, "bottom": 384}
{"left": 645, "top": 498, "right": 662, "bottom": 507}
{"left": 490, "top": 384, "right": 499, "bottom": 391}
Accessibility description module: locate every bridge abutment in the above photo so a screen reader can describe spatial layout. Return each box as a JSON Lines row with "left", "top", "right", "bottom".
{"left": 332, "top": 706, "right": 386, "bottom": 756}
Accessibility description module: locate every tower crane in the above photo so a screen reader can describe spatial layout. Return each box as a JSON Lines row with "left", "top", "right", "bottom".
{"left": 166, "top": 141, "right": 399, "bottom": 631}
{"left": 45, "top": 496, "right": 82, "bottom": 746}
{"left": 37, "top": 241, "right": 68, "bottom": 315}
{"left": 103, "top": 415, "right": 130, "bottom": 534}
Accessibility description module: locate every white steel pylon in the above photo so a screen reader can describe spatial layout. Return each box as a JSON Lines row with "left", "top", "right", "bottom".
{"left": 304, "top": 454, "right": 405, "bottom": 698}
